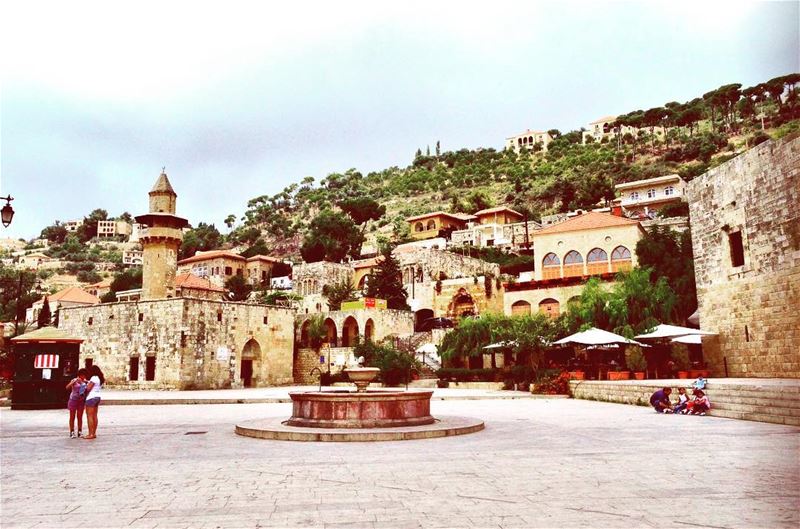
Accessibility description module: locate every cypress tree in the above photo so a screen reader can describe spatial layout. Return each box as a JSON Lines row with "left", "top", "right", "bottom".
{"left": 366, "top": 246, "right": 409, "bottom": 310}
{"left": 38, "top": 296, "right": 51, "bottom": 327}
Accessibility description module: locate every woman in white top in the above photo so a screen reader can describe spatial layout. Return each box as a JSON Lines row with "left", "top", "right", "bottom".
{"left": 83, "top": 365, "right": 105, "bottom": 440}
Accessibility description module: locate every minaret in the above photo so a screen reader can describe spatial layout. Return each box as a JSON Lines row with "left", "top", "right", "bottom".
{"left": 134, "top": 170, "right": 188, "bottom": 300}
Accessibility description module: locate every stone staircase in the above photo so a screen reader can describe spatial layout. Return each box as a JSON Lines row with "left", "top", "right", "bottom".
{"left": 569, "top": 378, "right": 800, "bottom": 426}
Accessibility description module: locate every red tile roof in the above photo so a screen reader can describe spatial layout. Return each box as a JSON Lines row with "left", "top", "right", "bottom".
{"left": 405, "top": 211, "right": 476, "bottom": 222}
{"left": 474, "top": 206, "right": 524, "bottom": 218}
{"left": 43, "top": 287, "right": 100, "bottom": 305}
{"left": 174, "top": 273, "right": 225, "bottom": 292}
{"left": 534, "top": 212, "right": 642, "bottom": 236}
{"left": 246, "top": 254, "right": 282, "bottom": 263}
{"left": 177, "top": 250, "right": 246, "bottom": 265}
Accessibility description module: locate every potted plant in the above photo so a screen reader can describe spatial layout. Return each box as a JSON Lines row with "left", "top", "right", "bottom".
{"left": 607, "top": 359, "right": 630, "bottom": 380}
{"left": 671, "top": 344, "right": 691, "bottom": 378}
{"left": 568, "top": 370, "right": 585, "bottom": 380}
{"left": 626, "top": 346, "right": 647, "bottom": 380}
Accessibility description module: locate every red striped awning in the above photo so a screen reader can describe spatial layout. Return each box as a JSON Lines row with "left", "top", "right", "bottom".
{"left": 34, "top": 354, "right": 59, "bottom": 369}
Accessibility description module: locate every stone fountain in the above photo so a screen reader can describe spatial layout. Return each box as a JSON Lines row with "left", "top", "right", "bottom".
{"left": 235, "top": 365, "right": 483, "bottom": 442}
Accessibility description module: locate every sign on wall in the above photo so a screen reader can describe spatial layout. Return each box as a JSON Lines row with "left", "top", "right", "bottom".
{"left": 34, "top": 354, "right": 59, "bottom": 369}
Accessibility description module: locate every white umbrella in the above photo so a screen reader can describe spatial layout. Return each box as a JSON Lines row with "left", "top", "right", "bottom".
{"left": 635, "top": 324, "right": 717, "bottom": 340}
{"left": 482, "top": 340, "right": 518, "bottom": 350}
{"left": 671, "top": 334, "right": 704, "bottom": 345}
{"left": 554, "top": 327, "right": 646, "bottom": 347}
{"left": 415, "top": 343, "right": 438, "bottom": 354}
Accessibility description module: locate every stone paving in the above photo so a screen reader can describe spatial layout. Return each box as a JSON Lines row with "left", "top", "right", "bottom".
{"left": 1, "top": 398, "right": 798, "bottom": 528}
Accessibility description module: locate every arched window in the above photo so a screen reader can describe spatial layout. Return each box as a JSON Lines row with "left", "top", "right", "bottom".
{"left": 563, "top": 251, "right": 584, "bottom": 278}
{"left": 415, "top": 222, "right": 424, "bottom": 232}
{"left": 630, "top": 192, "right": 640, "bottom": 201}
{"left": 586, "top": 248, "right": 609, "bottom": 275}
{"left": 647, "top": 188, "right": 656, "bottom": 199}
{"left": 538, "top": 298, "right": 560, "bottom": 319}
{"left": 511, "top": 300, "right": 531, "bottom": 316}
{"left": 664, "top": 186, "right": 674, "bottom": 196}
{"left": 528, "top": 136, "right": 533, "bottom": 143}
{"left": 611, "top": 245, "right": 632, "bottom": 273}
{"left": 426, "top": 219, "right": 436, "bottom": 231}
{"left": 542, "top": 252, "right": 561, "bottom": 280}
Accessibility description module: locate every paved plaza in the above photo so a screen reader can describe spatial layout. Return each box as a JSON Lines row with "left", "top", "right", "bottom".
{"left": 1, "top": 397, "right": 798, "bottom": 528}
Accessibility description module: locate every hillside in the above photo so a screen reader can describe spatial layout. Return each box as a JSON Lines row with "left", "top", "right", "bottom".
{"left": 228, "top": 74, "right": 800, "bottom": 260}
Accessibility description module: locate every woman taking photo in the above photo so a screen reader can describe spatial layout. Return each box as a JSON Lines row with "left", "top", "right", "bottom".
{"left": 83, "top": 365, "right": 105, "bottom": 440}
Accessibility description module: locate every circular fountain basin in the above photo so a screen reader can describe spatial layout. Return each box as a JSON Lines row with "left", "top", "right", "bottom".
{"left": 286, "top": 389, "right": 435, "bottom": 428}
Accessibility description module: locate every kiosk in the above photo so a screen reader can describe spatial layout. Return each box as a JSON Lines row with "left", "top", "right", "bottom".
{"left": 11, "top": 327, "right": 83, "bottom": 410}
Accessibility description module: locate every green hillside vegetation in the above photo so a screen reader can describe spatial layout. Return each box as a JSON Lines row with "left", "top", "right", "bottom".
{"left": 227, "top": 74, "right": 799, "bottom": 260}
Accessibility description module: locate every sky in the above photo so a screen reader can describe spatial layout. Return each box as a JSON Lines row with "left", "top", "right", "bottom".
{"left": 1, "top": 0, "right": 798, "bottom": 239}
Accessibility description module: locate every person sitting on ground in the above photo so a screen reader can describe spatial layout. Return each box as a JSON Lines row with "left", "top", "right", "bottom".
{"left": 689, "top": 389, "right": 711, "bottom": 415}
{"left": 673, "top": 387, "right": 689, "bottom": 414}
{"left": 649, "top": 387, "right": 673, "bottom": 413}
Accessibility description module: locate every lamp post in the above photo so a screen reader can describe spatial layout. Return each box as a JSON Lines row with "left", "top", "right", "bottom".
{"left": 1, "top": 195, "right": 14, "bottom": 227}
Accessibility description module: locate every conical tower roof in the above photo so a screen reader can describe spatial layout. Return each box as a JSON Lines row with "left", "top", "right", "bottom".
{"left": 150, "top": 171, "right": 176, "bottom": 195}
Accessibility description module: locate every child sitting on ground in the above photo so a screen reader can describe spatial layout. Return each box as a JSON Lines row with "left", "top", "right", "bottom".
{"left": 673, "top": 387, "right": 689, "bottom": 414}
{"left": 689, "top": 389, "right": 711, "bottom": 415}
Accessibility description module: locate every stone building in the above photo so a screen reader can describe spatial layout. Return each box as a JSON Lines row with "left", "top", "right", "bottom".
{"left": 59, "top": 298, "right": 294, "bottom": 389}
{"left": 406, "top": 211, "right": 475, "bottom": 241}
{"left": 56, "top": 171, "right": 296, "bottom": 389}
{"left": 505, "top": 129, "right": 553, "bottom": 153}
{"left": 294, "top": 308, "right": 415, "bottom": 384}
{"left": 503, "top": 275, "right": 616, "bottom": 320}
{"left": 531, "top": 212, "right": 644, "bottom": 281}
{"left": 686, "top": 136, "right": 800, "bottom": 378}
{"left": 615, "top": 174, "right": 687, "bottom": 217}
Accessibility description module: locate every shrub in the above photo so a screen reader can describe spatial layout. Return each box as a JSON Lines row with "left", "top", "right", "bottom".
{"left": 532, "top": 370, "right": 570, "bottom": 394}
{"left": 356, "top": 340, "right": 419, "bottom": 386}
{"left": 626, "top": 345, "right": 647, "bottom": 372}
{"left": 671, "top": 344, "right": 691, "bottom": 371}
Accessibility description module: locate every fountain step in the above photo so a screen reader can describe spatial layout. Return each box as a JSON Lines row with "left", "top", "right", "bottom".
{"left": 235, "top": 415, "right": 485, "bottom": 442}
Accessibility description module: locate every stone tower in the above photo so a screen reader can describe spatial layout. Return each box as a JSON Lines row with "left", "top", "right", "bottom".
{"left": 135, "top": 170, "right": 188, "bottom": 300}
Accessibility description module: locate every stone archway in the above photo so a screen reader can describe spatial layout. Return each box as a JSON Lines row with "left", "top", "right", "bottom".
{"left": 299, "top": 320, "right": 311, "bottom": 347}
{"left": 241, "top": 339, "right": 262, "bottom": 388}
{"left": 323, "top": 318, "right": 338, "bottom": 347}
{"left": 364, "top": 319, "right": 375, "bottom": 342}
{"left": 415, "top": 309, "right": 434, "bottom": 331}
{"left": 342, "top": 316, "right": 359, "bottom": 347}
{"left": 449, "top": 288, "right": 476, "bottom": 319}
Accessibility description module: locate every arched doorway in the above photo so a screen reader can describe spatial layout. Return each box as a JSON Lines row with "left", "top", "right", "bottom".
{"left": 450, "top": 288, "right": 476, "bottom": 319}
{"left": 364, "top": 319, "right": 375, "bottom": 342}
{"left": 323, "top": 318, "right": 338, "bottom": 347}
{"left": 415, "top": 309, "right": 434, "bottom": 331}
{"left": 300, "top": 320, "right": 310, "bottom": 347}
{"left": 511, "top": 300, "right": 531, "bottom": 316}
{"left": 342, "top": 316, "right": 359, "bottom": 347}
{"left": 241, "top": 339, "right": 261, "bottom": 388}
{"left": 538, "top": 298, "right": 560, "bottom": 319}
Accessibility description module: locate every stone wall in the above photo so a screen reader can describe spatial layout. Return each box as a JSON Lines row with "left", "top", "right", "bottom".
{"left": 295, "top": 309, "right": 415, "bottom": 348}
{"left": 59, "top": 297, "right": 295, "bottom": 389}
{"left": 292, "top": 261, "right": 352, "bottom": 313}
{"left": 686, "top": 136, "right": 800, "bottom": 378}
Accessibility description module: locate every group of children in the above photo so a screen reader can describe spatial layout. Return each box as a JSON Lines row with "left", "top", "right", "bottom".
{"left": 650, "top": 378, "right": 711, "bottom": 415}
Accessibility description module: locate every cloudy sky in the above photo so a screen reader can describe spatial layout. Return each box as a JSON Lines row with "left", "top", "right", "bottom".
{"left": 1, "top": 0, "right": 798, "bottom": 239}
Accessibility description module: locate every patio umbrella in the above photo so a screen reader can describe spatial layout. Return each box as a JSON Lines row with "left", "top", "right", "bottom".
{"left": 671, "top": 334, "right": 704, "bottom": 345}
{"left": 553, "top": 327, "right": 646, "bottom": 347}
{"left": 415, "top": 343, "right": 438, "bottom": 354}
{"left": 635, "top": 324, "right": 717, "bottom": 340}
{"left": 482, "top": 340, "right": 518, "bottom": 350}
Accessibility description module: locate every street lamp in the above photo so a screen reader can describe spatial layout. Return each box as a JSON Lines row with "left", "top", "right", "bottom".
{"left": 1, "top": 195, "right": 14, "bottom": 227}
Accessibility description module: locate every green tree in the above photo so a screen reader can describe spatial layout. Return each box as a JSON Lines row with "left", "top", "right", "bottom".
{"left": 224, "top": 214, "right": 237, "bottom": 229}
{"left": 300, "top": 210, "right": 364, "bottom": 263}
{"left": 240, "top": 238, "right": 270, "bottom": 259}
{"left": 365, "top": 246, "right": 409, "bottom": 310}
{"left": 76, "top": 208, "right": 109, "bottom": 242}
{"left": 0, "top": 265, "right": 40, "bottom": 330}
{"left": 179, "top": 222, "right": 222, "bottom": 260}
{"left": 37, "top": 296, "right": 51, "bottom": 327}
{"left": 109, "top": 267, "right": 143, "bottom": 294}
{"left": 338, "top": 196, "right": 386, "bottom": 254}
{"left": 635, "top": 226, "right": 697, "bottom": 322}
{"left": 356, "top": 340, "right": 420, "bottom": 386}
{"left": 40, "top": 223, "right": 68, "bottom": 244}
{"left": 224, "top": 274, "right": 253, "bottom": 301}
{"left": 322, "top": 279, "right": 358, "bottom": 311}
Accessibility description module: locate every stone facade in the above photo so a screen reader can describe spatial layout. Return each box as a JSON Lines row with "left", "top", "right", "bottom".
{"left": 59, "top": 297, "right": 294, "bottom": 389}
{"left": 687, "top": 136, "right": 800, "bottom": 378}
{"left": 293, "top": 261, "right": 352, "bottom": 313}
{"left": 503, "top": 279, "right": 614, "bottom": 319}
